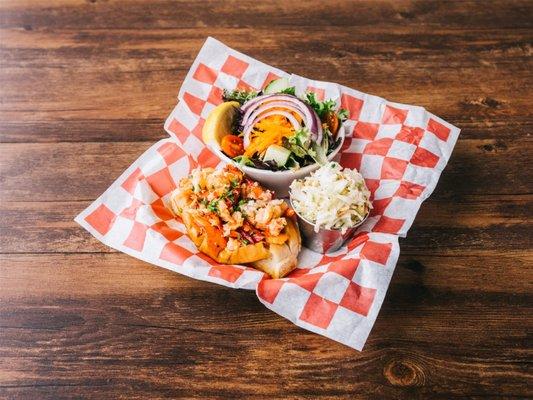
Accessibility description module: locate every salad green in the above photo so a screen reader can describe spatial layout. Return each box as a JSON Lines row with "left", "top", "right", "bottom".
{"left": 221, "top": 78, "right": 349, "bottom": 171}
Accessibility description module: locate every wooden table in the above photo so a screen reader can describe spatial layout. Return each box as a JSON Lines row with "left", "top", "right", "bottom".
{"left": 1, "top": 1, "right": 531, "bottom": 398}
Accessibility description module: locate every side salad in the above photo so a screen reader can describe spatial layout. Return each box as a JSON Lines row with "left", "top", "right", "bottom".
{"left": 217, "top": 78, "right": 348, "bottom": 171}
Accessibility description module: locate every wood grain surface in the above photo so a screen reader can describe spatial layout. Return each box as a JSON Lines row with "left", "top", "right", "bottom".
{"left": 1, "top": 1, "right": 532, "bottom": 398}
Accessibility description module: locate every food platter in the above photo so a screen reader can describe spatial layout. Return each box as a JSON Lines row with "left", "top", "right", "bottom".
{"left": 75, "top": 37, "right": 460, "bottom": 350}
{"left": 167, "top": 76, "right": 373, "bottom": 278}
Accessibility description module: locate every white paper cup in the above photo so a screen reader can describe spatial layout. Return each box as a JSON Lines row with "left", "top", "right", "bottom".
{"left": 289, "top": 198, "right": 369, "bottom": 254}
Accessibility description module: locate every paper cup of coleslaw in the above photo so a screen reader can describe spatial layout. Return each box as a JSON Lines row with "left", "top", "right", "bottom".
{"left": 289, "top": 162, "right": 372, "bottom": 253}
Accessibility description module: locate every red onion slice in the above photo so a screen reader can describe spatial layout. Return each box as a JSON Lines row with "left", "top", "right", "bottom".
{"left": 242, "top": 95, "right": 314, "bottom": 127}
{"left": 240, "top": 93, "right": 278, "bottom": 113}
{"left": 241, "top": 95, "right": 303, "bottom": 123}
{"left": 304, "top": 102, "right": 323, "bottom": 144}
{"left": 242, "top": 101, "right": 306, "bottom": 128}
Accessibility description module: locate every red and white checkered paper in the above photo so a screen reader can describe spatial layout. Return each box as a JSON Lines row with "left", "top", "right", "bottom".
{"left": 76, "top": 37, "right": 459, "bottom": 350}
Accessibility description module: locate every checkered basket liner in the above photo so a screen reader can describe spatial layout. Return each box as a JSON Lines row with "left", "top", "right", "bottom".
{"left": 76, "top": 37, "right": 459, "bottom": 350}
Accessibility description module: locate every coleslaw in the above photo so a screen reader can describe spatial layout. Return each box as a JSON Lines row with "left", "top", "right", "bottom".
{"left": 289, "top": 162, "right": 372, "bottom": 233}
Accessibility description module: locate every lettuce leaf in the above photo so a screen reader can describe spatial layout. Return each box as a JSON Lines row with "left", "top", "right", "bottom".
{"left": 223, "top": 89, "right": 258, "bottom": 105}
{"left": 305, "top": 92, "right": 349, "bottom": 121}
{"left": 279, "top": 86, "right": 296, "bottom": 96}
{"left": 233, "top": 155, "right": 255, "bottom": 166}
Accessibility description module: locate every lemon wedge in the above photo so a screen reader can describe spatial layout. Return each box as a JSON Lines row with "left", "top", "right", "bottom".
{"left": 202, "top": 101, "right": 240, "bottom": 145}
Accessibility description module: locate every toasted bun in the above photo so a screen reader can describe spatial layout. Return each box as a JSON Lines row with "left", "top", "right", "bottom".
{"left": 251, "top": 218, "right": 301, "bottom": 279}
{"left": 218, "top": 242, "right": 270, "bottom": 264}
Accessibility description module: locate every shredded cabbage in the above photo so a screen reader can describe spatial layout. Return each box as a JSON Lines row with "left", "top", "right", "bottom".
{"left": 289, "top": 162, "right": 372, "bottom": 233}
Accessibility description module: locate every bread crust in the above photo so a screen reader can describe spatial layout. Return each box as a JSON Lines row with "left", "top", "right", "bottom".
{"left": 251, "top": 218, "right": 301, "bottom": 279}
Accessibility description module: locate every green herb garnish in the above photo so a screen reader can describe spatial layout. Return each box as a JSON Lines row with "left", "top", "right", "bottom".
{"left": 207, "top": 199, "right": 219, "bottom": 213}
{"left": 234, "top": 198, "right": 249, "bottom": 214}
{"left": 230, "top": 179, "right": 240, "bottom": 190}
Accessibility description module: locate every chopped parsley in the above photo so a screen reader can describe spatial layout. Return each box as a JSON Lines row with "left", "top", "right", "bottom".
{"left": 225, "top": 191, "right": 235, "bottom": 203}
{"left": 234, "top": 198, "right": 249, "bottom": 213}
{"left": 230, "top": 179, "right": 240, "bottom": 190}
{"left": 220, "top": 181, "right": 239, "bottom": 203}
{"left": 207, "top": 199, "right": 219, "bottom": 213}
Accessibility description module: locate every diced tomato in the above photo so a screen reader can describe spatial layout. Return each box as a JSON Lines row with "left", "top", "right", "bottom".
{"left": 220, "top": 135, "right": 244, "bottom": 158}
{"left": 324, "top": 111, "right": 340, "bottom": 135}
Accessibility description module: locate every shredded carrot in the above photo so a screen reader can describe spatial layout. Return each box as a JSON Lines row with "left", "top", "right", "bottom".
{"left": 244, "top": 114, "right": 295, "bottom": 157}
